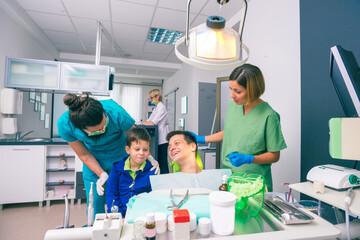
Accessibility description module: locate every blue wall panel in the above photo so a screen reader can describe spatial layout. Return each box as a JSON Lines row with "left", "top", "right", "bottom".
{"left": 300, "top": 0, "right": 360, "bottom": 182}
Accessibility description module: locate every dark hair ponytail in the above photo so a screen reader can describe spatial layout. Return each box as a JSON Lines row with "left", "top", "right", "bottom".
{"left": 63, "top": 93, "right": 104, "bottom": 130}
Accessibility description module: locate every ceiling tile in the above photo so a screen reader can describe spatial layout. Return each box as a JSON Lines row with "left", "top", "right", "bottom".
{"left": 141, "top": 52, "right": 167, "bottom": 62}
{"left": 143, "top": 41, "right": 174, "bottom": 55}
{"left": 43, "top": 30, "right": 81, "bottom": 45}
{"left": 27, "top": 11, "right": 75, "bottom": 32}
{"left": 200, "top": 0, "right": 242, "bottom": 19}
{"left": 151, "top": 8, "right": 196, "bottom": 32}
{"left": 158, "top": 0, "right": 209, "bottom": 13}
{"left": 115, "top": 39, "right": 145, "bottom": 52}
{"left": 111, "top": 1, "right": 155, "bottom": 26}
{"left": 85, "top": 46, "right": 118, "bottom": 57}
{"left": 78, "top": 34, "right": 97, "bottom": 47}
{"left": 165, "top": 54, "right": 183, "bottom": 64}
{"left": 190, "top": 14, "right": 208, "bottom": 28}
{"left": 119, "top": 0, "right": 158, "bottom": 6}
{"left": 62, "top": 0, "right": 110, "bottom": 21}
{"left": 54, "top": 43, "right": 86, "bottom": 54}
{"left": 109, "top": 49, "right": 143, "bottom": 59}
{"left": 102, "top": 21, "right": 149, "bottom": 41}
{"left": 81, "top": 34, "right": 114, "bottom": 49}
{"left": 71, "top": 17, "right": 98, "bottom": 37}
{"left": 16, "top": 0, "right": 66, "bottom": 15}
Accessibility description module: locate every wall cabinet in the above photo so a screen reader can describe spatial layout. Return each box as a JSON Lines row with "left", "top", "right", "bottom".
{"left": 5, "top": 58, "right": 60, "bottom": 90}
{"left": 0, "top": 145, "right": 45, "bottom": 206}
{"left": 61, "top": 62, "right": 110, "bottom": 92}
{"left": 5, "top": 57, "right": 111, "bottom": 93}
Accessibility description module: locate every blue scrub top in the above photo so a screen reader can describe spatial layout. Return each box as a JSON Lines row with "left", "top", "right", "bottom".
{"left": 57, "top": 100, "right": 135, "bottom": 170}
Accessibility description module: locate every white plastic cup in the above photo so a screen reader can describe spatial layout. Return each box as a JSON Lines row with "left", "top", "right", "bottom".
{"left": 189, "top": 212, "right": 197, "bottom": 232}
{"left": 198, "top": 217, "right": 211, "bottom": 237}
{"left": 209, "top": 191, "right": 236, "bottom": 235}
{"left": 154, "top": 212, "right": 167, "bottom": 234}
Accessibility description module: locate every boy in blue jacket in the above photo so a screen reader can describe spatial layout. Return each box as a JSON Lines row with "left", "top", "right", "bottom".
{"left": 105, "top": 127, "right": 156, "bottom": 216}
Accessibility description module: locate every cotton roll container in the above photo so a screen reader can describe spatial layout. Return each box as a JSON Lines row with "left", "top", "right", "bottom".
{"left": 209, "top": 191, "right": 236, "bottom": 235}
{"left": 154, "top": 212, "right": 167, "bottom": 234}
{"left": 198, "top": 217, "right": 211, "bottom": 237}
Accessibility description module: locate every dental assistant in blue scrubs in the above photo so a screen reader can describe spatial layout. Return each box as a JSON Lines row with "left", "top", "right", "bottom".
{"left": 57, "top": 93, "right": 159, "bottom": 217}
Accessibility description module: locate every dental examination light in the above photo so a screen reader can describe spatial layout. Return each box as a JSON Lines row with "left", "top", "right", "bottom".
{"left": 175, "top": 0, "right": 249, "bottom": 70}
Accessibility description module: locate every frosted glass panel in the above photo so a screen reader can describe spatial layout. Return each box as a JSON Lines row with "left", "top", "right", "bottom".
{"left": 61, "top": 63, "right": 109, "bottom": 92}
{"left": 6, "top": 58, "right": 60, "bottom": 89}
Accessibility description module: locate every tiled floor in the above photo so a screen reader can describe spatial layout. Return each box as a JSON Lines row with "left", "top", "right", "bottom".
{"left": 0, "top": 200, "right": 87, "bottom": 240}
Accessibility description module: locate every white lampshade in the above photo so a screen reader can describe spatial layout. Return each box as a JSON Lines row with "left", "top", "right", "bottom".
{"left": 175, "top": 15, "right": 249, "bottom": 70}
{"left": 192, "top": 23, "right": 238, "bottom": 60}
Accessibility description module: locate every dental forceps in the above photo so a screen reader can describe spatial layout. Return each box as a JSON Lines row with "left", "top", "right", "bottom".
{"left": 167, "top": 189, "right": 189, "bottom": 210}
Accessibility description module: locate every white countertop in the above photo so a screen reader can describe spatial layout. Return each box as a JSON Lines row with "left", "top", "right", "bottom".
{"left": 289, "top": 182, "right": 360, "bottom": 217}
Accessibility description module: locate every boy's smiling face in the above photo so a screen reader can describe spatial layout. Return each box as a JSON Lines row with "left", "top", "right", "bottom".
{"left": 125, "top": 140, "right": 150, "bottom": 167}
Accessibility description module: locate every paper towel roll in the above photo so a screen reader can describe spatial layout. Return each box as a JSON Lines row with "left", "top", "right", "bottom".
{"left": 2, "top": 118, "right": 17, "bottom": 134}
{"left": 0, "top": 88, "right": 23, "bottom": 114}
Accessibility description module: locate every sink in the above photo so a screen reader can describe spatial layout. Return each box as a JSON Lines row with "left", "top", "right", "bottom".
{"left": 22, "top": 138, "right": 51, "bottom": 142}
{"left": 0, "top": 138, "right": 51, "bottom": 142}
{"left": 0, "top": 138, "right": 16, "bottom": 142}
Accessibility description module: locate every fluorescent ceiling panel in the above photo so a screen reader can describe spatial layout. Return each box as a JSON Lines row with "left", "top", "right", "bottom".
{"left": 147, "top": 28, "right": 183, "bottom": 45}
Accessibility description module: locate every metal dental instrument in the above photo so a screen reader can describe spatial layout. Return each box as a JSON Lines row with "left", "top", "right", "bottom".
{"left": 167, "top": 189, "right": 189, "bottom": 210}
{"left": 111, "top": 199, "right": 119, "bottom": 213}
{"left": 63, "top": 194, "right": 70, "bottom": 229}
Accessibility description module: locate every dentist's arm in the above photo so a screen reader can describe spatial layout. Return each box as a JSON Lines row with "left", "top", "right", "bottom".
{"left": 68, "top": 140, "right": 105, "bottom": 177}
{"left": 68, "top": 141, "right": 109, "bottom": 195}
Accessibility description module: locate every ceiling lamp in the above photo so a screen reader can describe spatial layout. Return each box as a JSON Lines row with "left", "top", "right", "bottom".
{"left": 175, "top": 0, "right": 249, "bottom": 70}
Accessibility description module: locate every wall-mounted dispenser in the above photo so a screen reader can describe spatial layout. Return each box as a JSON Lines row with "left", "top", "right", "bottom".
{"left": 1, "top": 88, "right": 23, "bottom": 114}
{"left": 1, "top": 88, "right": 23, "bottom": 135}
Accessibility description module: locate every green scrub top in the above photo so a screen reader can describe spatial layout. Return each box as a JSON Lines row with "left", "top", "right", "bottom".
{"left": 221, "top": 101, "right": 287, "bottom": 192}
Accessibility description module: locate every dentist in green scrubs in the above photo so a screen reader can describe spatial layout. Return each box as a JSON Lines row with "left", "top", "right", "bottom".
{"left": 190, "top": 64, "right": 287, "bottom": 191}
{"left": 57, "top": 93, "right": 159, "bottom": 218}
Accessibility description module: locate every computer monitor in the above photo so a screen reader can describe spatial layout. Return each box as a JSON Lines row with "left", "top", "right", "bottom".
{"left": 330, "top": 45, "right": 360, "bottom": 117}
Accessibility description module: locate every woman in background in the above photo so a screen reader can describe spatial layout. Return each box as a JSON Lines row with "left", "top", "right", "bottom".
{"left": 57, "top": 93, "right": 159, "bottom": 218}
{"left": 140, "top": 89, "right": 170, "bottom": 174}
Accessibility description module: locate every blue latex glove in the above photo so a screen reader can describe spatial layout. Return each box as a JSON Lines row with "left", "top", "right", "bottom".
{"left": 227, "top": 152, "right": 254, "bottom": 167}
{"left": 187, "top": 131, "right": 206, "bottom": 144}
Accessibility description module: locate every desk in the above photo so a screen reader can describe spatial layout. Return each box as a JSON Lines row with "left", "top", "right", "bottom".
{"left": 289, "top": 182, "right": 360, "bottom": 217}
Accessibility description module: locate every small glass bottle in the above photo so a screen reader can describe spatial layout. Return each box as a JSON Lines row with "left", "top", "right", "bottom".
{"left": 133, "top": 219, "right": 145, "bottom": 240}
{"left": 219, "top": 175, "right": 228, "bottom": 191}
{"left": 145, "top": 212, "right": 156, "bottom": 240}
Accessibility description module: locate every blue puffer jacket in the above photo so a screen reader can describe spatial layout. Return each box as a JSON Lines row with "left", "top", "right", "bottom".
{"left": 105, "top": 156, "right": 155, "bottom": 216}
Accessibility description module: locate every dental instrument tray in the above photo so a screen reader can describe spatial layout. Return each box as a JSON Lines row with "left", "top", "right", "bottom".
{"left": 263, "top": 195, "right": 314, "bottom": 225}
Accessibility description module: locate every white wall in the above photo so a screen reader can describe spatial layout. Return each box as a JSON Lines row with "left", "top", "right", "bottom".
{"left": 0, "top": 8, "right": 57, "bottom": 137}
{"left": 164, "top": 64, "right": 231, "bottom": 132}
{"left": 164, "top": 0, "right": 301, "bottom": 196}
